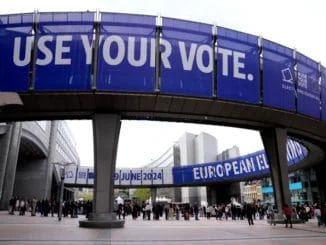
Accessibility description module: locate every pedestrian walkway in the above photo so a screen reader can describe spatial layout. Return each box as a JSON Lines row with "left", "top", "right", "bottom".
{"left": 0, "top": 211, "right": 326, "bottom": 245}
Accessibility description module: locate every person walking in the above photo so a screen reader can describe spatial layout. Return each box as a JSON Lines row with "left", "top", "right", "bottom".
{"left": 194, "top": 203, "right": 199, "bottom": 220}
{"left": 314, "top": 204, "right": 322, "bottom": 227}
{"left": 283, "top": 204, "right": 293, "bottom": 228}
{"left": 267, "top": 203, "right": 276, "bottom": 226}
{"left": 246, "top": 203, "right": 254, "bottom": 226}
{"left": 31, "top": 197, "right": 37, "bottom": 216}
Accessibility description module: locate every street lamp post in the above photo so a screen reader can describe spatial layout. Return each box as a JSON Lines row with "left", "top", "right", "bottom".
{"left": 52, "top": 162, "right": 74, "bottom": 221}
{"left": 58, "top": 167, "right": 65, "bottom": 221}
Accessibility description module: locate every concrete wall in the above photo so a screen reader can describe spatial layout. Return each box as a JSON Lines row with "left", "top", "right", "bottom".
{"left": 22, "top": 121, "right": 51, "bottom": 156}
{"left": 178, "top": 133, "right": 196, "bottom": 203}
{"left": 0, "top": 120, "right": 80, "bottom": 209}
{"left": 0, "top": 122, "right": 22, "bottom": 209}
{"left": 195, "top": 132, "right": 218, "bottom": 163}
{"left": 13, "top": 158, "right": 48, "bottom": 200}
{"left": 194, "top": 133, "right": 218, "bottom": 205}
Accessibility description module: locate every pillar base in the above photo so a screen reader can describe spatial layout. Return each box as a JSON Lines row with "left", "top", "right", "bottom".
{"left": 79, "top": 212, "right": 125, "bottom": 228}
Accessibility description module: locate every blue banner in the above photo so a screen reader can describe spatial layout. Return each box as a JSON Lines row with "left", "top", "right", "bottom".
{"left": 96, "top": 13, "right": 156, "bottom": 92}
{"left": 217, "top": 27, "right": 260, "bottom": 104}
{"left": 34, "top": 12, "right": 94, "bottom": 90}
{"left": 296, "top": 53, "right": 320, "bottom": 119}
{"left": 0, "top": 14, "right": 33, "bottom": 92}
{"left": 262, "top": 39, "right": 295, "bottom": 111}
{"left": 173, "top": 139, "right": 307, "bottom": 185}
{"left": 160, "top": 18, "right": 213, "bottom": 97}
{"left": 322, "top": 66, "right": 326, "bottom": 121}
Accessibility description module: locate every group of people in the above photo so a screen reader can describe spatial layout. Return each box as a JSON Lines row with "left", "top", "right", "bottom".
{"left": 114, "top": 201, "right": 266, "bottom": 224}
{"left": 10, "top": 196, "right": 326, "bottom": 228}
{"left": 9, "top": 196, "right": 54, "bottom": 216}
{"left": 8, "top": 196, "right": 93, "bottom": 218}
{"left": 114, "top": 200, "right": 326, "bottom": 228}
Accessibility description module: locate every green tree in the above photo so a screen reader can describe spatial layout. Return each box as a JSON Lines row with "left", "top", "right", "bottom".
{"left": 134, "top": 188, "right": 150, "bottom": 203}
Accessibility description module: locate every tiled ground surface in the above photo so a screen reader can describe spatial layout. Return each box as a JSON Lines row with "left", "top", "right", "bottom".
{"left": 1, "top": 211, "right": 326, "bottom": 245}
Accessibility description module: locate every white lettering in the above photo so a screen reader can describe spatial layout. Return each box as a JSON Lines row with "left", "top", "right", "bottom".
{"left": 160, "top": 39, "right": 172, "bottom": 69}
{"left": 246, "top": 158, "right": 256, "bottom": 172}
{"left": 179, "top": 42, "right": 197, "bottom": 71}
{"left": 218, "top": 48, "right": 232, "bottom": 76}
{"left": 128, "top": 37, "right": 147, "bottom": 67}
{"left": 196, "top": 44, "right": 213, "bottom": 73}
{"left": 224, "top": 162, "right": 232, "bottom": 176}
{"left": 208, "top": 165, "right": 215, "bottom": 178}
{"left": 13, "top": 37, "right": 33, "bottom": 67}
{"left": 55, "top": 35, "right": 72, "bottom": 65}
{"left": 216, "top": 164, "right": 224, "bottom": 177}
{"left": 193, "top": 167, "right": 200, "bottom": 180}
{"left": 103, "top": 35, "right": 125, "bottom": 65}
{"left": 81, "top": 35, "right": 93, "bottom": 65}
{"left": 150, "top": 38, "right": 155, "bottom": 67}
{"left": 233, "top": 51, "right": 246, "bottom": 79}
{"left": 232, "top": 161, "right": 239, "bottom": 175}
{"left": 36, "top": 35, "right": 53, "bottom": 66}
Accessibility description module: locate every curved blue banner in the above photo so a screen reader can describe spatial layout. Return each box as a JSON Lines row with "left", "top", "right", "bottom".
{"left": 296, "top": 53, "right": 320, "bottom": 119}
{"left": 217, "top": 27, "right": 260, "bottom": 104}
{"left": 160, "top": 18, "right": 213, "bottom": 97}
{"left": 262, "top": 39, "right": 295, "bottom": 111}
{"left": 96, "top": 13, "right": 156, "bottom": 92}
{"left": 65, "top": 139, "right": 308, "bottom": 187}
{"left": 34, "top": 12, "right": 94, "bottom": 91}
{"left": 322, "top": 66, "right": 326, "bottom": 121}
{"left": 0, "top": 14, "right": 33, "bottom": 92}
{"left": 0, "top": 12, "right": 324, "bottom": 122}
{"left": 173, "top": 139, "right": 307, "bottom": 185}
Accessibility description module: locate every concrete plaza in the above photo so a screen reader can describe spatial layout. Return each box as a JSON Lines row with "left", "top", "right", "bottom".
{"left": 0, "top": 211, "right": 326, "bottom": 245}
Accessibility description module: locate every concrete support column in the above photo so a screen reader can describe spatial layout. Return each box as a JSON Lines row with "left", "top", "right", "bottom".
{"left": 44, "top": 121, "right": 59, "bottom": 199}
{"left": 260, "top": 128, "right": 291, "bottom": 220}
{"left": 0, "top": 124, "right": 11, "bottom": 203}
{"left": 79, "top": 114, "right": 124, "bottom": 228}
{"left": 0, "top": 122, "right": 22, "bottom": 210}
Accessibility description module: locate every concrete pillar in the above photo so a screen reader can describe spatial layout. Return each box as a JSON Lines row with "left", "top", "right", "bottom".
{"left": 260, "top": 128, "right": 291, "bottom": 220}
{"left": 0, "top": 122, "right": 22, "bottom": 210}
{"left": 315, "top": 162, "right": 326, "bottom": 203}
{"left": 79, "top": 114, "right": 124, "bottom": 228}
{"left": 43, "top": 121, "right": 59, "bottom": 199}
{"left": 0, "top": 124, "right": 11, "bottom": 202}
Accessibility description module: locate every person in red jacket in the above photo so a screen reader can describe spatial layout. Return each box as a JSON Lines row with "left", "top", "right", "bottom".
{"left": 283, "top": 204, "right": 292, "bottom": 228}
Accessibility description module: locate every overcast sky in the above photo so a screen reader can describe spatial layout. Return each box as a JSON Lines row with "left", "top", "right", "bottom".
{"left": 2, "top": 0, "right": 325, "bottom": 167}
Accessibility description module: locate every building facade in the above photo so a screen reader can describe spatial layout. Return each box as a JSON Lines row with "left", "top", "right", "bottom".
{"left": 0, "top": 120, "right": 79, "bottom": 209}
{"left": 143, "top": 132, "right": 243, "bottom": 206}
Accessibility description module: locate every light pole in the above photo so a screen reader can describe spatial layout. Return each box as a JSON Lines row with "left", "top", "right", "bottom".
{"left": 58, "top": 167, "right": 65, "bottom": 221}
{"left": 52, "top": 162, "right": 74, "bottom": 221}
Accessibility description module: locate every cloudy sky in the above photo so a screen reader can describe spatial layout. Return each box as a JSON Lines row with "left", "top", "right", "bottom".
{"left": 2, "top": 0, "right": 325, "bottom": 167}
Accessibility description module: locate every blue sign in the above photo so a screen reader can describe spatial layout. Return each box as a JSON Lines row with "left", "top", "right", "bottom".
{"left": 1, "top": 12, "right": 325, "bottom": 126}
{"left": 262, "top": 39, "right": 295, "bottom": 111}
{"left": 322, "top": 66, "right": 326, "bottom": 121}
{"left": 296, "top": 53, "right": 320, "bottom": 119}
{"left": 96, "top": 13, "right": 156, "bottom": 92}
{"left": 0, "top": 14, "right": 33, "bottom": 92}
{"left": 173, "top": 139, "right": 307, "bottom": 185}
{"left": 217, "top": 27, "right": 260, "bottom": 104}
{"left": 34, "top": 12, "right": 94, "bottom": 90}
{"left": 160, "top": 18, "right": 213, "bottom": 97}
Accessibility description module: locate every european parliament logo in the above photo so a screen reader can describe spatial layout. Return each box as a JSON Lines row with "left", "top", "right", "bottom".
{"left": 282, "top": 68, "right": 293, "bottom": 84}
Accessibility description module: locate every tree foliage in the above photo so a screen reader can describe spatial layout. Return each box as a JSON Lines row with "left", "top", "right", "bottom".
{"left": 133, "top": 188, "right": 150, "bottom": 202}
